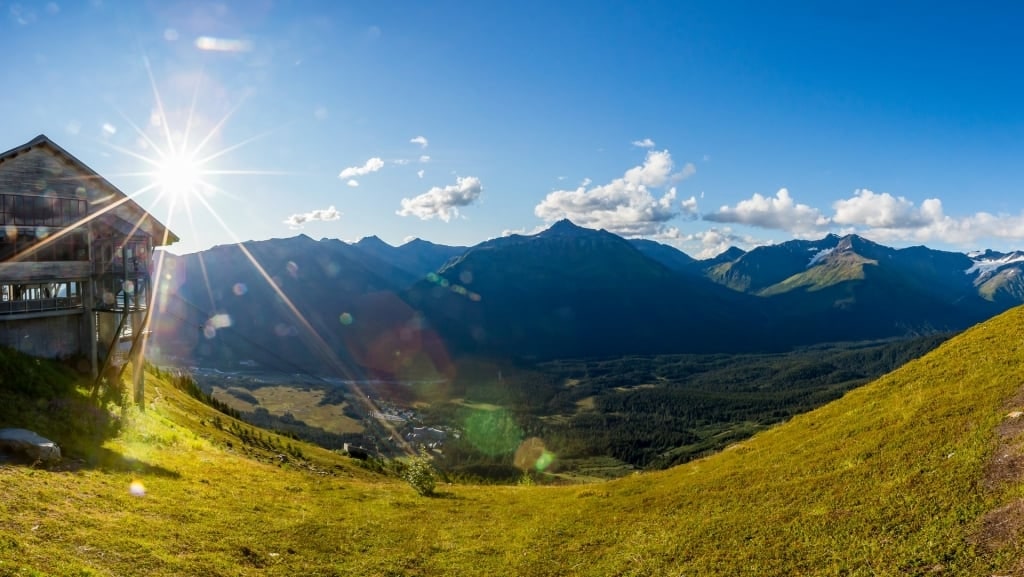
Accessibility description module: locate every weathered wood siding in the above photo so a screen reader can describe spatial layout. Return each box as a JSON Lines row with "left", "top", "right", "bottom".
{"left": 0, "top": 261, "right": 90, "bottom": 281}
{"left": 0, "top": 313, "right": 82, "bottom": 359}
{"left": 0, "top": 146, "right": 92, "bottom": 199}
{"left": 0, "top": 144, "right": 167, "bottom": 241}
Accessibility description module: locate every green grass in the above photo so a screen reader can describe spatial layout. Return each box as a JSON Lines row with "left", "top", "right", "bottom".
{"left": 758, "top": 253, "right": 873, "bottom": 296}
{"left": 4, "top": 306, "right": 1024, "bottom": 575}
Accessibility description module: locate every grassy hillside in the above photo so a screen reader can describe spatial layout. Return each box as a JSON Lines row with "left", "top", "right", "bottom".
{"left": 4, "top": 306, "right": 1024, "bottom": 575}
{"left": 758, "top": 252, "right": 873, "bottom": 296}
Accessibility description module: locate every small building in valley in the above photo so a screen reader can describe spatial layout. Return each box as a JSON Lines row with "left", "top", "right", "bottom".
{"left": 0, "top": 134, "right": 178, "bottom": 401}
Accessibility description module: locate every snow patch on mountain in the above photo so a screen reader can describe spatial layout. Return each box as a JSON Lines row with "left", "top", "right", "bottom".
{"left": 965, "top": 252, "right": 1024, "bottom": 276}
{"left": 808, "top": 247, "right": 836, "bottom": 268}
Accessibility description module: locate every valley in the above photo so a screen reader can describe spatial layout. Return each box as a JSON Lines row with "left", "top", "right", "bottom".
{"left": 180, "top": 333, "right": 950, "bottom": 481}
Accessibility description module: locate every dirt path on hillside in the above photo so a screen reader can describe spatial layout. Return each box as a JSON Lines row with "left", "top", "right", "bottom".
{"left": 972, "top": 389, "right": 1024, "bottom": 561}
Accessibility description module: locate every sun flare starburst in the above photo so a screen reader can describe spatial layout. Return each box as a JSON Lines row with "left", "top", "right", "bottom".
{"left": 92, "top": 59, "right": 418, "bottom": 456}
{"left": 154, "top": 149, "right": 204, "bottom": 199}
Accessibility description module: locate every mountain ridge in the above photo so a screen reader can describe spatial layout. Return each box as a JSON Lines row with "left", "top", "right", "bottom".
{"left": 151, "top": 221, "right": 1024, "bottom": 371}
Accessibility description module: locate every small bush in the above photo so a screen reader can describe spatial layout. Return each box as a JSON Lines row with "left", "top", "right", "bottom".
{"left": 403, "top": 451, "right": 437, "bottom": 496}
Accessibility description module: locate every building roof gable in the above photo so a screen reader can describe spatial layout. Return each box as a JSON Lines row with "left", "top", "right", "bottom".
{"left": 0, "top": 134, "right": 179, "bottom": 246}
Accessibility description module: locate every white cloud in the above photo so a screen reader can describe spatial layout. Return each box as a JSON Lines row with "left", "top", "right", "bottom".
{"left": 632, "top": 138, "right": 656, "bottom": 148}
{"left": 534, "top": 150, "right": 697, "bottom": 236}
{"left": 704, "top": 188, "right": 830, "bottom": 233}
{"left": 346, "top": 179, "right": 359, "bottom": 188}
{"left": 392, "top": 159, "right": 410, "bottom": 166}
{"left": 832, "top": 189, "right": 938, "bottom": 228}
{"left": 501, "top": 225, "right": 547, "bottom": 237}
{"left": 854, "top": 204, "right": 1024, "bottom": 246}
{"left": 410, "top": 135, "right": 429, "bottom": 148}
{"left": 195, "top": 36, "right": 253, "bottom": 53}
{"left": 416, "top": 169, "right": 425, "bottom": 179}
{"left": 338, "top": 157, "right": 384, "bottom": 179}
{"left": 677, "top": 162, "right": 697, "bottom": 181}
{"left": 419, "top": 155, "right": 431, "bottom": 163}
{"left": 283, "top": 206, "right": 342, "bottom": 229}
{"left": 681, "top": 195, "right": 699, "bottom": 219}
{"left": 675, "top": 227, "right": 770, "bottom": 259}
{"left": 822, "top": 189, "right": 1024, "bottom": 246}
{"left": 397, "top": 176, "right": 483, "bottom": 221}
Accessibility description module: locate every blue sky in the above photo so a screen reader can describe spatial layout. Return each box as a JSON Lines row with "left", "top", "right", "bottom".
{"left": 4, "top": 1, "right": 1024, "bottom": 257}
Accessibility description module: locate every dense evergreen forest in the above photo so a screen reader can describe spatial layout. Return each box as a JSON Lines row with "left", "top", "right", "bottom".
{"left": 424, "top": 334, "right": 951, "bottom": 478}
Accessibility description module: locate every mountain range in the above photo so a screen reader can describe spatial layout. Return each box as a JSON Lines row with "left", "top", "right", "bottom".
{"left": 150, "top": 220, "right": 1024, "bottom": 374}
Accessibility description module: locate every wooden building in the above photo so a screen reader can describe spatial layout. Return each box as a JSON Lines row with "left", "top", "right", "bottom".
{"left": 0, "top": 135, "right": 178, "bottom": 400}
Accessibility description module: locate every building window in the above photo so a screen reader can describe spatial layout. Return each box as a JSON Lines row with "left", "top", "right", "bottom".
{"left": 0, "top": 281, "right": 84, "bottom": 314}
{"left": 0, "top": 227, "right": 88, "bottom": 262}
{"left": 0, "top": 193, "right": 86, "bottom": 227}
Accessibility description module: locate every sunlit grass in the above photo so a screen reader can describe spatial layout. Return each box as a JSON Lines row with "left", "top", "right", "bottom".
{"left": 4, "top": 306, "right": 1024, "bottom": 574}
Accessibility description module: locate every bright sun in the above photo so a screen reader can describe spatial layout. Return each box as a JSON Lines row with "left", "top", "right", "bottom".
{"left": 155, "top": 151, "right": 203, "bottom": 198}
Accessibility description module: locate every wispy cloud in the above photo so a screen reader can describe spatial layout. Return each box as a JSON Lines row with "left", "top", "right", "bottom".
{"left": 632, "top": 138, "right": 656, "bottom": 148}
{"left": 410, "top": 135, "right": 429, "bottom": 148}
{"left": 346, "top": 179, "right": 359, "bottom": 188}
{"left": 195, "top": 36, "right": 253, "bottom": 53}
{"left": 283, "top": 205, "right": 342, "bottom": 228}
{"left": 398, "top": 176, "right": 483, "bottom": 221}
{"left": 419, "top": 155, "right": 431, "bottom": 163}
{"left": 338, "top": 157, "right": 385, "bottom": 179}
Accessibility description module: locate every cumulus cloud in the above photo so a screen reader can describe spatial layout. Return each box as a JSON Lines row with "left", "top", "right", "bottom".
{"left": 397, "top": 176, "right": 483, "bottom": 221}
{"left": 632, "top": 138, "right": 656, "bottom": 148}
{"left": 695, "top": 186, "right": 1024, "bottom": 248}
{"left": 832, "top": 189, "right": 939, "bottom": 228}
{"left": 410, "top": 135, "right": 429, "bottom": 148}
{"left": 853, "top": 204, "right": 1024, "bottom": 246}
{"left": 338, "top": 157, "right": 384, "bottom": 179}
{"left": 822, "top": 188, "right": 1024, "bottom": 246}
{"left": 346, "top": 179, "right": 359, "bottom": 188}
{"left": 704, "top": 188, "right": 830, "bottom": 234}
{"left": 681, "top": 195, "right": 699, "bottom": 219}
{"left": 283, "top": 206, "right": 342, "bottom": 229}
{"left": 534, "top": 150, "right": 697, "bottom": 236}
{"left": 416, "top": 169, "right": 425, "bottom": 179}
{"left": 676, "top": 227, "right": 770, "bottom": 259}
